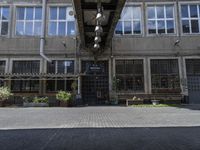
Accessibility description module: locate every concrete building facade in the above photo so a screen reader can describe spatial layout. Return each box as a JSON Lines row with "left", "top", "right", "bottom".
{"left": 0, "top": 0, "right": 200, "bottom": 105}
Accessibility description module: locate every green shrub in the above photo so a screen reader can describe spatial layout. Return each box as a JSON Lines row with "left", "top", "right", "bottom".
{"left": 0, "top": 86, "right": 13, "bottom": 101}
{"left": 33, "top": 96, "right": 48, "bottom": 103}
{"left": 56, "top": 91, "right": 72, "bottom": 102}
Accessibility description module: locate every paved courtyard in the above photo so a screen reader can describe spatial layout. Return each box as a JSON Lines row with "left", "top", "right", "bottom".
{"left": 0, "top": 106, "right": 200, "bottom": 150}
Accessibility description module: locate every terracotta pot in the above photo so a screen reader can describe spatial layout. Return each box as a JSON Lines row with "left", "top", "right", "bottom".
{"left": 0, "top": 101, "right": 5, "bottom": 107}
{"left": 59, "top": 101, "right": 69, "bottom": 107}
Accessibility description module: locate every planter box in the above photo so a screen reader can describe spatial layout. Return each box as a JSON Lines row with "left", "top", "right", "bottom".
{"left": 23, "top": 102, "right": 49, "bottom": 107}
{"left": 59, "top": 101, "right": 69, "bottom": 107}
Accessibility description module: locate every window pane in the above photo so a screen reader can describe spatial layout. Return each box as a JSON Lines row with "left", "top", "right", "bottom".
{"left": 58, "top": 22, "right": 66, "bottom": 36}
{"left": 182, "top": 20, "right": 190, "bottom": 33}
{"left": 122, "top": 7, "right": 132, "bottom": 20}
{"left": 124, "top": 21, "right": 132, "bottom": 34}
{"left": 66, "top": 61, "right": 74, "bottom": 74}
{"left": 57, "top": 80, "right": 65, "bottom": 91}
{"left": 191, "top": 20, "right": 199, "bottom": 33}
{"left": 190, "top": 5, "right": 198, "bottom": 18}
{"left": 148, "top": 20, "right": 156, "bottom": 34}
{"left": 158, "top": 20, "right": 165, "bottom": 34}
{"left": 2, "top": 7, "right": 9, "bottom": 20}
{"left": 57, "top": 61, "right": 65, "bottom": 73}
{"left": 49, "top": 22, "right": 57, "bottom": 35}
{"left": 115, "top": 21, "right": 122, "bottom": 34}
{"left": 17, "top": 7, "right": 25, "bottom": 20}
{"left": 181, "top": 5, "right": 188, "bottom": 18}
{"left": 35, "top": 7, "right": 42, "bottom": 20}
{"left": 167, "top": 20, "right": 174, "bottom": 33}
{"left": 166, "top": 6, "right": 173, "bottom": 18}
{"left": 133, "top": 21, "right": 141, "bottom": 34}
{"left": 26, "top": 8, "right": 34, "bottom": 20}
{"left": 157, "top": 6, "right": 164, "bottom": 18}
{"left": 0, "top": 8, "right": 1, "bottom": 20}
{"left": 59, "top": 7, "right": 66, "bottom": 20}
{"left": 148, "top": 6, "right": 155, "bottom": 19}
{"left": 0, "top": 61, "right": 5, "bottom": 73}
{"left": 133, "top": 7, "right": 141, "bottom": 19}
{"left": 16, "top": 22, "right": 24, "bottom": 35}
{"left": 34, "top": 22, "right": 41, "bottom": 35}
{"left": 1, "top": 21, "right": 8, "bottom": 35}
{"left": 47, "top": 61, "right": 56, "bottom": 73}
{"left": 25, "top": 22, "right": 33, "bottom": 35}
{"left": 67, "top": 21, "right": 75, "bottom": 35}
{"left": 46, "top": 80, "right": 55, "bottom": 92}
{"left": 50, "top": 7, "right": 57, "bottom": 20}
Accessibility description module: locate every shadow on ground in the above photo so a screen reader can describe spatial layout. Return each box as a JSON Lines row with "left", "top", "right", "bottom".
{"left": 0, "top": 127, "right": 200, "bottom": 150}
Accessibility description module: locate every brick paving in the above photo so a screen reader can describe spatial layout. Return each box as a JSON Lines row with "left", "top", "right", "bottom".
{"left": 0, "top": 106, "right": 200, "bottom": 150}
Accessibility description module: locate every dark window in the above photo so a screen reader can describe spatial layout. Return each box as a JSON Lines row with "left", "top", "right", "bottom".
{"left": 11, "top": 78, "right": 39, "bottom": 93}
{"left": 151, "top": 59, "right": 180, "bottom": 93}
{"left": 46, "top": 60, "right": 75, "bottom": 92}
{"left": 0, "top": 61, "right": 5, "bottom": 73}
{"left": 115, "top": 60, "right": 144, "bottom": 92}
{"left": 186, "top": 59, "right": 200, "bottom": 75}
{"left": 12, "top": 61, "right": 40, "bottom": 74}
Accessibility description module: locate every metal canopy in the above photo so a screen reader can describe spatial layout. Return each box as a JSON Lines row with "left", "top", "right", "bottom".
{"left": 73, "top": 0, "right": 126, "bottom": 57}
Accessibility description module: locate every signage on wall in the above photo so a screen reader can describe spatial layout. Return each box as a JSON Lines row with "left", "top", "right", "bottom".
{"left": 87, "top": 64, "right": 104, "bottom": 74}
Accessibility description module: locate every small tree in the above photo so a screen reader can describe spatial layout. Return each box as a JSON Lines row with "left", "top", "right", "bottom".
{"left": 0, "top": 86, "right": 13, "bottom": 101}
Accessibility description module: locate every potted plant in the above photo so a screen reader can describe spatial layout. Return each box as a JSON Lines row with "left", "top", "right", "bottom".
{"left": 56, "top": 91, "right": 72, "bottom": 107}
{"left": 151, "top": 88, "right": 160, "bottom": 105}
{"left": 132, "top": 96, "right": 144, "bottom": 105}
{"left": 0, "top": 86, "right": 13, "bottom": 107}
{"left": 23, "top": 96, "right": 49, "bottom": 107}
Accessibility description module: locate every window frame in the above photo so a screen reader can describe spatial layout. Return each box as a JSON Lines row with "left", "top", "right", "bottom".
{"left": 114, "top": 58, "right": 145, "bottom": 93}
{"left": 47, "top": 4, "right": 76, "bottom": 37}
{"left": 15, "top": 6, "right": 43, "bottom": 37}
{"left": 149, "top": 58, "right": 181, "bottom": 93}
{"left": 179, "top": 2, "right": 200, "bottom": 35}
{"left": 146, "top": 2, "right": 178, "bottom": 37}
{"left": 0, "top": 5, "right": 10, "bottom": 37}
{"left": 115, "top": 3, "right": 144, "bottom": 37}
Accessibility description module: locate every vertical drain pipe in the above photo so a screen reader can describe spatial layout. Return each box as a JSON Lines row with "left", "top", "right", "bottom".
{"left": 40, "top": 0, "right": 51, "bottom": 62}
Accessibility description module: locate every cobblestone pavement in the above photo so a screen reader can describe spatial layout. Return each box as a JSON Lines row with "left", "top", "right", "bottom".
{"left": 0, "top": 106, "right": 200, "bottom": 150}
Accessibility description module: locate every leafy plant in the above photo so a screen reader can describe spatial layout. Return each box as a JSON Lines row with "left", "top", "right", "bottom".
{"left": 22, "top": 96, "right": 33, "bottom": 103}
{"left": 33, "top": 96, "right": 48, "bottom": 103}
{"left": 56, "top": 91, "right": 72, "bottom": 102}
{"left": 0, "top": 86, "right": 13, "bottom": 101}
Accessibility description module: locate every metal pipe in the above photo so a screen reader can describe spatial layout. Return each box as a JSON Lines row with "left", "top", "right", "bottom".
{"left": 40, "top": 0, "right": 51, "bottom": 62}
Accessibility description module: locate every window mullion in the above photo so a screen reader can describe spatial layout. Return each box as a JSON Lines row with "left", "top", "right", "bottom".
{"left": 24, "top": 8, "right": 26, "bottom": 35}
{"left": 57, "top": 7, "right": 59, "bottom": 35}
{"left": 198, "top": 5, "right": 200, "bottom": 33}
{"left": 155, "top": 6, "right": 158, "bottom": 34}
{"left": 33, "top": 7, "right": 35, "bottom": 36}
{"left": 164, "top": 5, "right": 167, "bottom": 34}
{"left": 188, "top": 5, "right": 192, "bottom": 34}
{"left": 0, "top": 8, "right": 2, "bottom": 35}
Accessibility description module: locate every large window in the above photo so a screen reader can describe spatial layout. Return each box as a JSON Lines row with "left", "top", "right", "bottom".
{"left": 115, "top": 60, "right": 144, "bottom": 92}
{"left": 12, "top": 61, "right": 40, "bottom": 74}
{"left": 181, "top": 4, "right": 200, "bottom": 34}
{"left": 16, "top": 7, "right": 42, "bottom": 36}
{"left": 115, "top": 6, "right": 142, "bottom": 35}
{"left": 48, "top": 6, "right": 75, "bottom": 36}
{"left": 46, "top": 60, "right": 75, "bottom": 92}
{"left": 147, "top": 4, "right": 175, "bottom": 35}
{"left": 11, "top": 61, "right": 40, "bottom": 92}
{"left": 0, "top": 61, "right": 6, "bottom": 86}
{"left": 0, "top": 6, "right": 9, "bottom": 36}
{"left": 151, "top": 59, "right": 180, "bottom": 93}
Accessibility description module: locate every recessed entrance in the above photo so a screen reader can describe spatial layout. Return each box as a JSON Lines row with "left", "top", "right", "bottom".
{"left": 81, "top": 61, "right": 109, "bottom": 105}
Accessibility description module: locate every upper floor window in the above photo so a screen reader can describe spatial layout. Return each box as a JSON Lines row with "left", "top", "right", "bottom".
{"left": 48, "top": 6, "right": 75, "bottom": 36}
{"left": 16, "top": 7, "right": 42, "bottom": 36}
{"left": 0, "top": 7, "right": 9, "bottom": 36}
{"left": 147, "top": 4, "right": 175, "bottom": 35}
{"left": 115, "top": 6, "right": 142, "bottom": 35}
{"left": 181, "top": 4, "right": 200, "bottom": 34}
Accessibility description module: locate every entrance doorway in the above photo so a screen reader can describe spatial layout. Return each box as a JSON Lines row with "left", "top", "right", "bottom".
{"left": 186, "top": 59, "right": 200, "bottom": 104}
{"left": 81, "top": 61, "right": 109, "bottom": 105}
